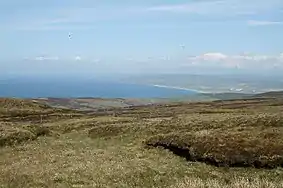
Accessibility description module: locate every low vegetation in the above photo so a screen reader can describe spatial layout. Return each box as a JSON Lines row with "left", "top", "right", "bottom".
{"left": 146, "top": 128, "right": 283, "bottom": 169}
{"left": 1, "top": 97, "right": 283, "bottom": 187}
{"left": 0, "top": 122, "right": 51, "bottom": 147}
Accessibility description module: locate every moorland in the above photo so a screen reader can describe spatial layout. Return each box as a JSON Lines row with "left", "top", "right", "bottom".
{"left": 1, "top": 94, "right": 283, "bottom": 187}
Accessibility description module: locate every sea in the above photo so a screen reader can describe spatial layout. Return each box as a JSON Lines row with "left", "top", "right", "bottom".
{"left": 0, "top": 76, "right": 197, "bottom": 99}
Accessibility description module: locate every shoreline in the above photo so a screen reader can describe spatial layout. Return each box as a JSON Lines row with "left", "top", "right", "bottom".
{"left": 151, "top": 84, "right": 207, "bottom": 93}
{"left": 150, "top": 84, "right": 271, "bottom": 94}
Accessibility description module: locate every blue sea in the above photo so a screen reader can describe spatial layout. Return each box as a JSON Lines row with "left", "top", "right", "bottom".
{"left": 0, "top": 77, "right": 197, "bottom": 99}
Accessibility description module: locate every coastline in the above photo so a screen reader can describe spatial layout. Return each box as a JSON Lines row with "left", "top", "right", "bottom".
{"left": 151, "top": 84, "right": 206, "bottom": 93}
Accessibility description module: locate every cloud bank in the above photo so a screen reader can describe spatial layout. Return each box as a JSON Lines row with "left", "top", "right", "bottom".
{"left": 16, "top": 52, "right": 283, "bottom": 76}
{"left": 33, "top": 56, "right": 59, "bottom": 61}
{"left": 26, "top": 52, "right": 283, "bottom": 70}
{"left": 247, "top": 20, "right": 283, "bottom": 26}
{"left": 186, "top": 52, "right": 283, "bottom": 70}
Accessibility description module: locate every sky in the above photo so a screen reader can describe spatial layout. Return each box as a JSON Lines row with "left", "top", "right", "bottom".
{"left": 1, "top": 0, "right": 283, "bottom": 76}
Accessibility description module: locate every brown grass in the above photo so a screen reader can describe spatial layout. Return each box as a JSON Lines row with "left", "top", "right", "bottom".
{"left": 88, "top": 124, "right": 129, "bottom": 139}
{"left": 0, "top": 97, "right": 283, "bottom": 187}
{"left": 0, "top": 128, "right": 35, "bottom": 147}
{"left": 145, "top": 128, "right": 283, "bottom": 168}
{"left": 171, "top": 177, "right": 283, "bottom": 188}
{"left": 0, "top": 124, "right": 51, "bottom": 147}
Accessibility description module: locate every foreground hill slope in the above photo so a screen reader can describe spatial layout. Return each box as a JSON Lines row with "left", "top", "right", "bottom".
{"left": 1, "top": 97, "right": 283, "bottom": 187}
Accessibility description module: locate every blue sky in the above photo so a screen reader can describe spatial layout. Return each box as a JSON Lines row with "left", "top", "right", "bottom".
{"left": 1, "top": 0, "right": 283, "bottom": 76}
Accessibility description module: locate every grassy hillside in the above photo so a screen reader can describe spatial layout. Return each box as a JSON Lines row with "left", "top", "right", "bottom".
{"left": 29, "top": 90, "right": 283, "bottom": 112}
{"left": 34, "top": 97, "right": 167, "bottom": 111}
{"left": 199, "top": 92, "right": 253, "bottom": 100}
{"left": 253, "top": 91, "right": 283, "bottom": 98}
{"left": 1, "top": 97, "right": 283, "bottom": 187}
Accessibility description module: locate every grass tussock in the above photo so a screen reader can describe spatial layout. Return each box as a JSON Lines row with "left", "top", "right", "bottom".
{"left": 145, "top": 127, "right": 283, "bottom": 168}
{"left": 0, "top": 98, "right": 49, "bottom": 116}
{"left": 0, "top": 124, "right": 51, "bottom": 147}
{"left": 0, "top": 128, "right": 35, "bottom": 147}
{"left": 23, "top": 125, "right": 52, "bottom": 137}
{"left": 0, "top": 98, "right": 46, "bottom": 109}
{"left": 88, "top": 124, "right": 130, "bottom": 139}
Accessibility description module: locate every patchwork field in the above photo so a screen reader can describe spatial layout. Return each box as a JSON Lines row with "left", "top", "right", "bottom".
{"left": 1, "top": 97, "right": 283, "bottom": 187}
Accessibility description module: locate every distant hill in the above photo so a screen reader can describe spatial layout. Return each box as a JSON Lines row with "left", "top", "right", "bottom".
{"left": 124, "top": 73, "right": 283, "bottom": 94}
{"left": 0, "top": 98, "right": 76, "bottom": 117}
{"left": 0, "top": 98, "right": 51, "bottom": 115}
{"left": 197, "top": 91, "right": 283, "bottom": 101}
{"left": 199, "top": 93, "right": 253, "bottom": 101}
{"left": 2, "top": 90, "right": 281, "bottom": 112}
{"left": 29, "top": 91, "right": 283, "bottom": 111}
{"left": 252, "top": 91, "right": 283, "bottom": 99}
{"left": 33, "top": 97, "right": 167, "bottom": 111}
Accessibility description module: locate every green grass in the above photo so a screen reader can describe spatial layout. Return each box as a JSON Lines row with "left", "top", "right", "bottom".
{"left": 1, "top": 98, "right": 283, "bottom": 187}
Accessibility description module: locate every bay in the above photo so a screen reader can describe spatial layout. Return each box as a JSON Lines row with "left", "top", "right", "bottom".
{"left": 0, "top": 77, "right": 197, "bottom": 99}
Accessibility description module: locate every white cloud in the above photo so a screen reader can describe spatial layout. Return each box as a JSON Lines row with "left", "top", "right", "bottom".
{"left": 146, "top": 0, "right": 283, "bottom": 16}
{"left": 75, "top": 56, "right": 82, "bottom": 61}
{"left": 146, "top": 1, "right": 231, "bottom": 14}
{"left": 189, "top": 53, "right": 228, "bottom": 61}
{"left": 231, "top": 53, "right": 271, "bottom": 61}
{"left": 146, "top": 3, "right": 201, "bottom": 13}
{"left": 191, "top": 52, "right": 277, "bottom": 62}
{"left": 159, "top": 56, "right": 171, "bottom": 61}
{"left": 235, "top": 11, "right": 257, "bottom": 15}
{"left": 247, "top": 20, "right": 283, "bottom": 26}
{"left": 186, "top": 52, "right": 283, "bottom": 70}
{"left": 33, "top": 56, "right": 59, "bottom": 61}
